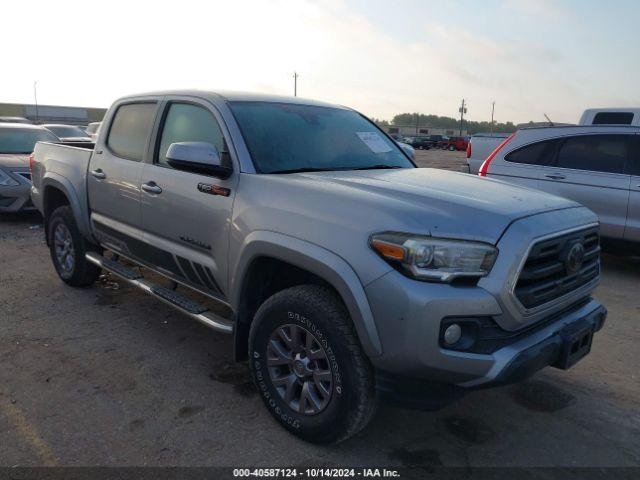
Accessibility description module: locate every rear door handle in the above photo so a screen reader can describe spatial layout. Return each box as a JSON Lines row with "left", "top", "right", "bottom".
{"left": 544, "top": 174, "right": 566, "bottom": 180}
{"left": 141, "top": 181, "right": 162, "bottom": 194}
{"left": 90, "top": 168, "right": 106, "bottom": 179}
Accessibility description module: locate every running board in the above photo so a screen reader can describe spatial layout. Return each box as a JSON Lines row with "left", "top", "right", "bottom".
{"left": 86, "top": 252, "right": 233, "bottom": 334}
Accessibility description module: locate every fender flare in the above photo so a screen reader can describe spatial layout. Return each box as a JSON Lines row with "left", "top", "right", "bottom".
{"left": 231, "top": 231, "right": 383, "bottom": 357}
{"left": 41, "top": 173, "right": 92, "bottom": 238}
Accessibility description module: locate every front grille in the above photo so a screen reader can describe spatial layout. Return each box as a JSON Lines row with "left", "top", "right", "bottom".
{"left": 514, "top": 226, "right": 600, "bottom": 309}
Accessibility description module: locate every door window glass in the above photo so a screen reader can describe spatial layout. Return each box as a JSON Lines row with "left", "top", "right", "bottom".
{"left": 504, "top": 140, "right": 559, "bottom": 166}
{"left": 157, "top": 103, "right": 227, "bottom": 168}
{"left": 107, "top": 103, "right": 156, "bottom": 161}
{"left": 556, "top": 135, "right": 628, "bottom": 174}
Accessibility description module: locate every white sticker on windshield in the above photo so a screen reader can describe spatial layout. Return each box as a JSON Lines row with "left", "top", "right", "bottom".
{"left": 356, "top": 132, "right": 392, "bottom": 154}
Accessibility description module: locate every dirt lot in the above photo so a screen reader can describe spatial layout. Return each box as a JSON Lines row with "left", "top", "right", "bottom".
{"left": 1, "top": 150, "right": 639, "bottom": 469}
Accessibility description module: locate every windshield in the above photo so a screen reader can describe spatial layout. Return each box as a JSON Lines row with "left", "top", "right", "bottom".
{"left": 46, "top": 126, "right": 90, "bottom": 138}
{"left": 0, "top": 129, "right": 59, "bottom": 154}
{"left": 229, "top": 102, "right": 414, "bottom": 173}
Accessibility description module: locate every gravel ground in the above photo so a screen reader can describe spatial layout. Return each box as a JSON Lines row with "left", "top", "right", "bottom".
{"left": 0, "top": 150, "right": 639, "bottom": 469}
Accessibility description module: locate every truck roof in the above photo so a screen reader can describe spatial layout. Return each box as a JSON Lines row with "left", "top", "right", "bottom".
{"left": 116, "top": 89, "right": 348, "bottom": 110}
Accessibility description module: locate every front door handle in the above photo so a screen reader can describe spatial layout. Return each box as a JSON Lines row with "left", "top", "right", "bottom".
{"left": 141, "top": 181, "right": 162, "bottom": 194}
{"left": 544, "top": 173, "right": 566, "bottom": 180}
{"left": 90, "top": 168, "right": 106, "bottom": 179}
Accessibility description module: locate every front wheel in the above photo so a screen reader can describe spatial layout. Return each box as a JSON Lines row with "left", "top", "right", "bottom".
{"left": 48, "top": 205, "right": 101, "bottom": 287}
{"left": 249, "top": 285, "right": 376, "bottom": 444}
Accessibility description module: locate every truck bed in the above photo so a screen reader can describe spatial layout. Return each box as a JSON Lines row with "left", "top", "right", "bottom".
{"left": 30, "top": 141, "right": 95, "bottom": 236}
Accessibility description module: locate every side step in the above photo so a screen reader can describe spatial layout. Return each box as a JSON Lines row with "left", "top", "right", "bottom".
{"left": 86, "top": 252, "right": 233, "bottom": 334}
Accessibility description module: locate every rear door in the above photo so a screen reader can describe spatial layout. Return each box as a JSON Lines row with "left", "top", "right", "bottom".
{"left": 139, "top": 98, "right": 238, "bottom": 299}
{"left": 488, "top": 138, "right": 561, "bottom": 189}
{"left": 625, "top": 135, "right": 640, "bottom": 242}
{"left": 536, "top": 134, "right": 631, "bottom": 239}
{"left": 87, "top": 101, "right": 158, "bottom": 250}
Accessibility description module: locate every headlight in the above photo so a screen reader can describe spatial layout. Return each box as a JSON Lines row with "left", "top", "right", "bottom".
{"left": 370, "top": 232, "right": 498, "bottom": 282}
{"left": 0, "top": 169, "right": 19, "bottom": 187}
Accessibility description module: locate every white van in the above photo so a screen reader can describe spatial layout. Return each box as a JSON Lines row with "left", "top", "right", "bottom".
{"left": 579, "top": 108, "right": 640, "bottom": 126}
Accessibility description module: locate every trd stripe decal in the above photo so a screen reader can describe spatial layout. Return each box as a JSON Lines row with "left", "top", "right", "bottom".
{"left": 94, "top": 223, "right": 183, "bottom": 278}
{"left": 194, "top": 263, "right": 216, "bottom": 292}
{"left": 176, "top": 256, "right": 202, "bottom": 286}
{"left": 203, "top": 266, "right": 223, "bottom": 294}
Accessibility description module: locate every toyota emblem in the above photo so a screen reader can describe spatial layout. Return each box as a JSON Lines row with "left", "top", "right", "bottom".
{"left": 565, "top": 242, "right": 585, "bottom": 275}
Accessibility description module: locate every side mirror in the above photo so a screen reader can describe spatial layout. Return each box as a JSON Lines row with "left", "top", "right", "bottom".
{"left": 165, "top": 142, "right": 232, "bottom": 178}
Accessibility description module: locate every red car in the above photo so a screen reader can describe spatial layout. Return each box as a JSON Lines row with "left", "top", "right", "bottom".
{"left": 445, "top": 136, "right": 469, "bottom": 151}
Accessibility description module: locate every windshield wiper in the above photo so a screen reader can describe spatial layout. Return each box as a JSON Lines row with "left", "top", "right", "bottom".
{"left": 268, "top": 167, "right": 338, "bottom": 174}
{"left": 350, "top": 164, "right": 404, "bottom": 171}
{"left": 268, "top": 165, "right": 404, "bottom": 174}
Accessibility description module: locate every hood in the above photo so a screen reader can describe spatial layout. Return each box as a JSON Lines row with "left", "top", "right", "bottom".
{"left": 0, "top": 153, "right": 29, "bottom": 169}
{"left": 290, "top": 168, "right": 581, "bottom": 244}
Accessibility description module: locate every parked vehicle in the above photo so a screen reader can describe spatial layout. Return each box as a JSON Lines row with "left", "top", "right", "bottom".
{"left": 408, "top": 136, "right": 432, "bottom": 149}
{"left": 31, "top": 90, "right": 606, "bottom": 443}
{"left": 466, "top": 132, "right": 511, "bottom": 174}
{"left": 396, "top": 141, "right": 415, "bottom": 160}
{"left": 426, "top": 134, "right": 448, "bottom": 149}
{"left": 478, "top": 125, "right": 640, "bottom": 246}
{"left": 0, "top": 116, "right": 33, "bottom": 125}
{"left": 85, "top": 121, "right": 102, "bottom": 141}
{"left": 446, "top": 136, "right": 469, "bottom": 151}
{"left": 42, "top": 124, "right": 92, "bottom": 143}
{"left": 0, "top": 124, "right": 59, "bottom": 212}
{"left": 579, "top": 108, "right": 640, "bottom": 126}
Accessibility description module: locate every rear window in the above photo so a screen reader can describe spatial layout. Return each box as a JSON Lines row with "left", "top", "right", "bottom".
{"left": 45, "top": 126, "right": 90, "bottom": 138}
{"left": 0, "top": 128, "right": 59, "bottom": 154}
{"left": 504, "top": 140, "right": 560, "bottom": 166}
{"left": 556, "top": 135, "right": 628, "bottom": 174}
{"left": 107, "top": 103, "right": 156, "bottom": 161}
{"left": 592, "top": 112, "right": 634, "bottom": 125}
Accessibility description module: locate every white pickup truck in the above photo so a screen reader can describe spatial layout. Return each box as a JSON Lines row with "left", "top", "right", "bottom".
{"left": 466, "top": 132, "right": 511, "bottom": 174}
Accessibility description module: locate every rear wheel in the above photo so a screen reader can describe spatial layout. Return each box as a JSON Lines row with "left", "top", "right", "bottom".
{"left": 249, "top": 285, "right": 376, "bottom": 444}
{"left": 48, "top": 206, "right": 101, "bottom": 287}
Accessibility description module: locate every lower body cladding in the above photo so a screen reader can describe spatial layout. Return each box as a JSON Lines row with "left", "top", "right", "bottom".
{"left": 365, "top": 269, "right": 606, "bottom": 409}
{"left": 0, "top": 179, "right": 35, "bottom": 212}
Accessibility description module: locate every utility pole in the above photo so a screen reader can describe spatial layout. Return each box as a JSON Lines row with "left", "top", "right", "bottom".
{"left": 293, "top": 72, "right": 299, "bottom": 97}
{"left": 490, "top": 101, "right": 495, "bottom": 135}
{"left": 33, "top": 81, "right": 39, "bottom": 123}
{"left": 415, "top": 113, "right": 419, "bottom": 135}
{"left": 458, "top": 98, "right": 467, "bottom": 136}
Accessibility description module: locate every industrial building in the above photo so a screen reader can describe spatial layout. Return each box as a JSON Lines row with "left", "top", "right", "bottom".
{"left": 0, "top": 102, "right": 106, "bottom": 126}
{"left": 384, "top": 124, "right": 468, "bottom": 137}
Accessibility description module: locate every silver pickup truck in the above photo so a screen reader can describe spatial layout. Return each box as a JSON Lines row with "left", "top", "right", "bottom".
{"left": 31, "top": 90, "right": 607, "bottom": 443}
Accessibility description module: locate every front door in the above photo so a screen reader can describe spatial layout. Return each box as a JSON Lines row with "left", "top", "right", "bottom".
{"left": 139, "top": 100, "right": 237, "bottom": 299}
{"left": 624, "top": 135, "right": 640, "bottom": 242}
{"left": 536, "top": 134, "right": 631, "bottom": 239}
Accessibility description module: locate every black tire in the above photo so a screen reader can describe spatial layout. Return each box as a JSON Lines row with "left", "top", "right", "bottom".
{"left": 249, "top": 285, "right": 376, "bottom": 444}
{"left": 48, "top": 205, "right": 101, "bottom": 287}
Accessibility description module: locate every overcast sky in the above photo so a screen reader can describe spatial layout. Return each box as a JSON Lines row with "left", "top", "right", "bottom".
{"left": 3, "top": 0, "right": 639, "bottom": 124}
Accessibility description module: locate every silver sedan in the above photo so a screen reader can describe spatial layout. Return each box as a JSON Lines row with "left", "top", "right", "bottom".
{"left": 0, "top": 124, "right": 59, "bottom": 212}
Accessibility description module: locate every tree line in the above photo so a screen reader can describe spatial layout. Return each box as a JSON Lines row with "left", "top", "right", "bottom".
{"left": 372, "top": 113, "right": 518, "bottom": 135}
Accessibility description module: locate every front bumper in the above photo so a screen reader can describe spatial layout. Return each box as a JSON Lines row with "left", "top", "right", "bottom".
{"left": 371, "top": 287, "right": 606, "bottom": 409}
{"left": 0, "top": 170, "right": 35, "bottom": 212}
{"left": 365, "top": 264, "right": 607, "bottom": 403}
